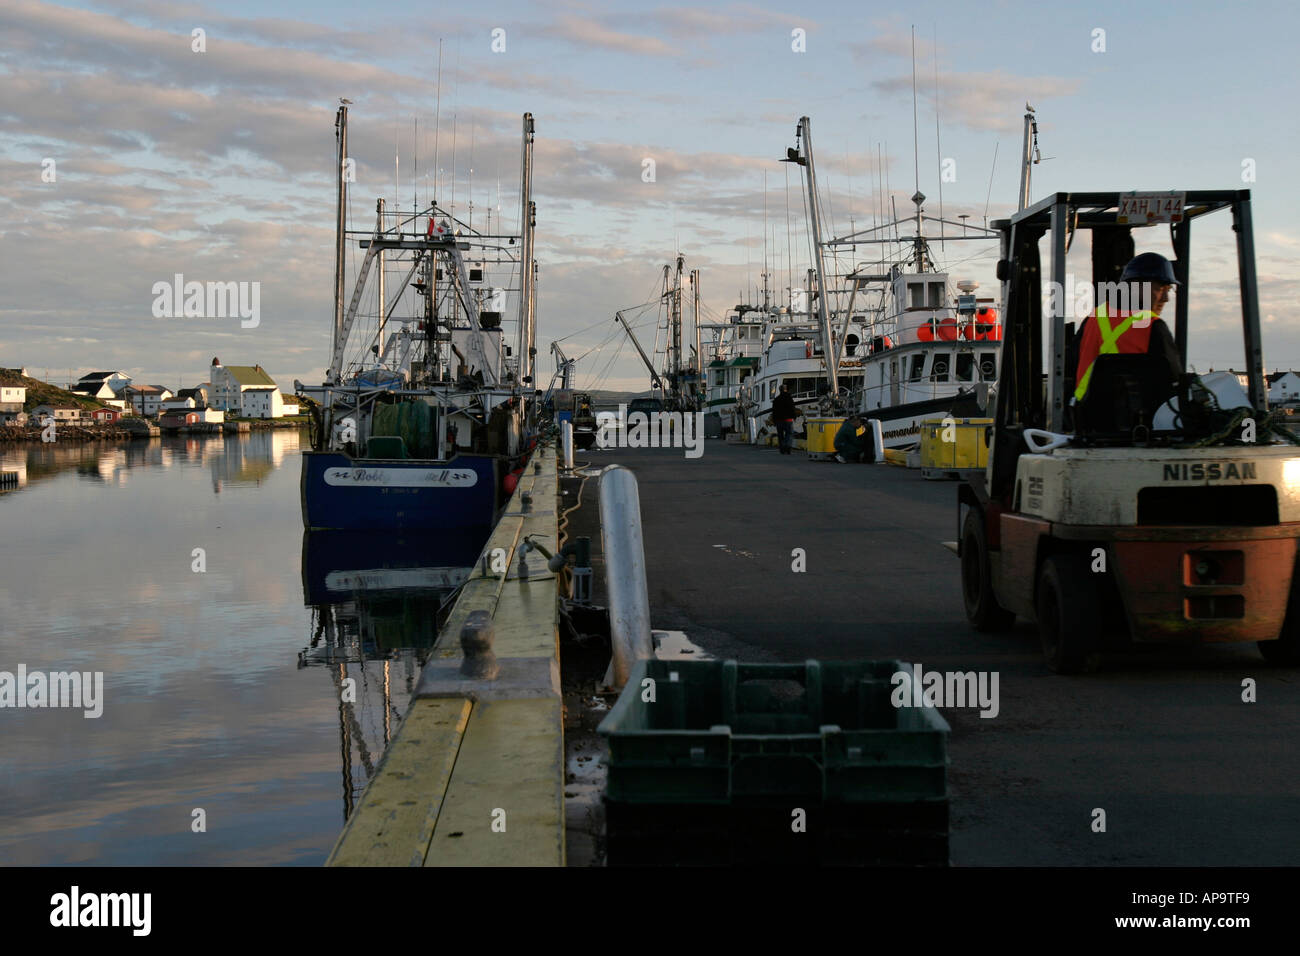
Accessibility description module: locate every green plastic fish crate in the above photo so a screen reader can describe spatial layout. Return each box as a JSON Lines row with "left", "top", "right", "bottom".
{"left": 597, "top": 659, "right": 949, "bottom": 805}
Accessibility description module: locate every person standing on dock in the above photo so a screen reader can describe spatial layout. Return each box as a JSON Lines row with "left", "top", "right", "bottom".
{"left": 771, "top": 384, "right": 800, "bottom": 455}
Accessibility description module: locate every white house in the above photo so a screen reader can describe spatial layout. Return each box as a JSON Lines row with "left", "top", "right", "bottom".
{"left": 122, "top": 384, "right": 173, "bottom": 417}
{"left": 76, "top": 371, "right": 132, "bottom": 395}
{"left": 208, "top": 359, "right": 289, "bottom": 418}
{"left": 1268, "top": 371, "right": 1300, "bottom": 404}
{"left": 159, "top": 395, "right": 197, "bottom": 413}
{"left": 1, "top": 385, "right": 25, "bottom": 405}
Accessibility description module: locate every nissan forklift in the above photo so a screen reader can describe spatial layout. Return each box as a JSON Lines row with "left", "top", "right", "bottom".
{"left": 958, "top": 189, "right": 1300, "bottom": 672}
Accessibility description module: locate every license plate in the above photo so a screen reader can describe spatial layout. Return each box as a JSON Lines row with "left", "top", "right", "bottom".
{"left": 1117, "top": 191, "right": 1185, "bottom": 224}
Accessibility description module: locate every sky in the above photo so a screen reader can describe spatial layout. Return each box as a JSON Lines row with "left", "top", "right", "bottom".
{"left": 3, "top": 0, "right": 1299, "bottom": 393}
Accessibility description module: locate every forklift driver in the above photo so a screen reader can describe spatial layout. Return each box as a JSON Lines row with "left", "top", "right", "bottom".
{"left": 1073, "top": 252, "right": 1184, "bottom": 409}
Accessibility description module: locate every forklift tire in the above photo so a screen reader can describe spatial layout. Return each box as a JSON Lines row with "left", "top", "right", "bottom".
{"left": 1037, "top": 554, "right": 1102, "bottom": 674}
{"left": 1259, "top": 610, "right": 1300, "bottom": 666}
{"left": 961, "top": 509, "right": 1015, "bottom": 632}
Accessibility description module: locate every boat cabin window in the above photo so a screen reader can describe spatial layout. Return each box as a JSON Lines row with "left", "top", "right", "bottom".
{"left": 929, "top": 283, "right": 944, "bottom": 308}
{"left": 909, "top": 282, "right": 925, "bottom": 308}
{"left": 930, "top": 354, "right": 950, "bottom": 383}
{"left": 908, "top": 355, "right": 925, "bottom": 382}
{"left": 955, "top": 353, "right": 974, "bottom": 382}
{"left": 845, "top": 333, "right": 860, "bottom": 356}
{"left": 979, "top": 352, "right": 997, "bottom": 380}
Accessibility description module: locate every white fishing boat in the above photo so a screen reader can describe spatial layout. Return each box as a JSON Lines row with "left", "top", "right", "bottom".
{"left": 766, "top": 108, "right": 1044, "bottom": 449}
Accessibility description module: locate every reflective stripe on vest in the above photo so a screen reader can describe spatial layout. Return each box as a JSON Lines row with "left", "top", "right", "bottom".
{"left": 1073, "top": 304, "right": 1156, "bottom": 401}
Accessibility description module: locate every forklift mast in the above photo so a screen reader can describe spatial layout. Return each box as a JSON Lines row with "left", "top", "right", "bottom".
{"left": 986, "top": 190, "right": 1265, "bottom": 502}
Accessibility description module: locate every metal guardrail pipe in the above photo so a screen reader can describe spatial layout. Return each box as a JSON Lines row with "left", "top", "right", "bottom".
{"left": 561, "top": 421, "right": 574, "bottom": 470}
{"left": 599, "top": 465, "right": 654, "bottom": 688}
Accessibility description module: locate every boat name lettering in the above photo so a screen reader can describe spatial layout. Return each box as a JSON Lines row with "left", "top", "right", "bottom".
{"left": 323, "top": 467, "right": 479, "bottom": 488}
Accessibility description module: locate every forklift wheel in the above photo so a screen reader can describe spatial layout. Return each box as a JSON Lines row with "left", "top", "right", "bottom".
{"left": 1037, "top": 554, "right": 1102, "bottom": 674}
{"left": 1259, "top": 613, "right": 1300, "bottom": 665}
{"left": 961, "top": 510, "right": 1015, "bottom": 632}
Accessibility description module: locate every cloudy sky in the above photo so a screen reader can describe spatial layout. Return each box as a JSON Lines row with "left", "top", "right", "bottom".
{"left": 3, "top": 0, "right": 1298, "bottom": 393}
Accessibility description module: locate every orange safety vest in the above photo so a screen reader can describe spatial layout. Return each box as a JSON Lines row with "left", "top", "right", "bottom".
{"left": 1073, "top": 304, "right": 1157, "bottom": 400}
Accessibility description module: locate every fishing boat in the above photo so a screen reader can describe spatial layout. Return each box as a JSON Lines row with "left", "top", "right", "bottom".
{"left": 766, "top": 109, "right": 1043, "bottom": 449}
{"left": 295, "top": 106, "right": 539, "bottom": 531}
{"left": 722, "top": 298, "right": 869, "bottom": 432}
{"left": 842, "top": 195, "right": 1002, "bottom": 448}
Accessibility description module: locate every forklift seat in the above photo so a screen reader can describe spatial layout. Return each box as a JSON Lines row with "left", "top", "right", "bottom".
{"left": 1073, "top": 353, "right": 1177, "bottom": 440}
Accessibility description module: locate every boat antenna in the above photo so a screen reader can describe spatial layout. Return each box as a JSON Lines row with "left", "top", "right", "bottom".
{"left": 933, "top": 24, "right": 945, "bottom": 256}
{"left": 763, "top": 170, "right": 769, "bottom": 309}
{"left": 983, "top": 141, "right": 999, "bottom": 229}
{"left": 433, "top": 38, "right": 442, "bottom": 207}
{"left": 784, "top": 163, "right": 793, "bottom": 307}
{"left": 910, "top": 26, "right": 920, "bottom": 202}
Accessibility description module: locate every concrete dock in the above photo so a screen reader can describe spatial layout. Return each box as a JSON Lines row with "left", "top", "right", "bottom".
{"left": 586, "top": 441, "right": 1300, "bottom": 866}
{"left": 328, "top": 436, "right": 1299, "bottom": 866}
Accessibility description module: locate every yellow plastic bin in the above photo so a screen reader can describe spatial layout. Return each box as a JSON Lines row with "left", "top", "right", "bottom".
{"left": 804, "top": 417, "right": 846, "bottom": 460}
{"left": 919, "top": 417, "right": 992, "bottom": 479}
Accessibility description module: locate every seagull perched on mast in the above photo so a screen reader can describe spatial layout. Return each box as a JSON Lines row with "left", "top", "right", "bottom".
{"left": 1026, "top": 102, "right": 1035, "bottom": 113}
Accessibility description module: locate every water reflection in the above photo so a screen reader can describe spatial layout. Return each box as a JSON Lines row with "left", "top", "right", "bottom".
{"left": 0, "top": 429, "right": 304, "bottom": 493}
{"left": 299, "top": 529, "right": 489, "bottom": 821}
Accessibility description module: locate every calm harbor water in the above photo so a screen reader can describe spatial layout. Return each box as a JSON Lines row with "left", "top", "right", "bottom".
{"left": 0, "top": 431, "right": 486, "bottom": 865}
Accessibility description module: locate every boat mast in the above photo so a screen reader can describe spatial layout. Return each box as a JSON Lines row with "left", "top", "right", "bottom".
{"left": 1018, "top": 106, "right": 1038, "bottom": 212}
{"left": 692, "top": 269, "right": 702, "bottom": 409}
{"left": 376, "top": 197, "right": 385, "bottom": 364}
{"left": 672, "top": 254, "right": 684, "bottom": 399}
{"left": 332, "top": 101, "right": 349, "bottom": 383}
{"left": 518, "top": 113, "right": 536, "bottom": 392}
{"left": 790, "top": 117, "right": 838, "bottom": 395}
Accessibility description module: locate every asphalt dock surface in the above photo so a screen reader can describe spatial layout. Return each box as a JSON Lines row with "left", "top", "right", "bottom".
{"left": 579, "top": 440, "right": 1300, "bottom": 866}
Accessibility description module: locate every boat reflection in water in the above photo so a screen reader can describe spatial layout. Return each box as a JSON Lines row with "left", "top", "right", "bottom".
{"left": 299, "top": 527, "right": 488, "bottom": 820}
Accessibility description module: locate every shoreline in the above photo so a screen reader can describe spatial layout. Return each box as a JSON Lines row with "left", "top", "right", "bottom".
{"left": 1, "top": 420, "right": 308, "bottom": 443}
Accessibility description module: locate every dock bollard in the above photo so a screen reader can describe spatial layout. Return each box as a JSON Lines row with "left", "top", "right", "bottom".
{"left": 562, "top": 421, "right": 574, "bottom": 470}
{"left": 870, "top": 419, "right": 885, "bottom": 463}
{"left": 459, "top": 610, "right": 499, "bottom": 680}
{"left": 599, "top": 465, "right": 655, "bottom": 689}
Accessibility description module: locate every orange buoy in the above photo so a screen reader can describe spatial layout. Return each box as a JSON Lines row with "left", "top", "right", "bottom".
{"left": 503, "top": 472, "right": 519, "bottom": 495}
{"left": 937, "top": 317, "right": 959, "bottom": 341}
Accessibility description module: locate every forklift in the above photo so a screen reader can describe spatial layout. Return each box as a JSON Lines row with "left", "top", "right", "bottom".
{"left": 958, "top": 189, "right": 1300, "bottom": 672}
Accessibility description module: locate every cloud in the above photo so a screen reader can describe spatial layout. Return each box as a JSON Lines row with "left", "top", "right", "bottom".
{"left": 870, "top": 70, "right": 1080, "bottom": 133}
{"left": 539, "top": 14, "right": 677, "bottom": 57}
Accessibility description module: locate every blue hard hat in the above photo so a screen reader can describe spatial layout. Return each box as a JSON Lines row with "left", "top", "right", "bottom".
{"left": 1120, "top": 252, "right": 1179, "bottom": 285}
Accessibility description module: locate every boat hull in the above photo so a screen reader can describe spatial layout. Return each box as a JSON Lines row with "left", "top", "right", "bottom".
{"left": 861, "top": 393, "right": 987, "bottom": 449}
{"left": 300, "top": 451, "right": 501, "bottom": 531}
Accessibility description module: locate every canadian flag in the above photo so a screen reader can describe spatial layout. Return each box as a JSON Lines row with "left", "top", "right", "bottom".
{"left": 428, "top": 219, "right": 449, "bottom": 237}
